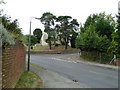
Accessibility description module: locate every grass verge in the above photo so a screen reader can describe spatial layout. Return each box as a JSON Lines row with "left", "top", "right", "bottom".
{"left": 15, "top": 71, "right": 43, "bottom": 88}
{"left": 30, "top": 63, "right": 46, "bottom": 70}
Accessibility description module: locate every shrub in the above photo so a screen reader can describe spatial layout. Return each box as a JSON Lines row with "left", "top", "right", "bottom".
{"left": 0, "top": 24, "right": 15, "bottom": 46}
{"left": 55, "top": 43, "right": 59, "bottom": 47}
{"left": 61, "top": 40, "right": 65, "bottom": 45}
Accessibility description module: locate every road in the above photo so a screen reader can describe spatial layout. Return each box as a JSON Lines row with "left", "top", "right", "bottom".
{"left": 27, "top": 53, "right": 118, "bottom": 88}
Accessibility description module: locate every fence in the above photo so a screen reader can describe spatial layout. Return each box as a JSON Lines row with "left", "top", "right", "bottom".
{"left": 81, "top": 51, "right": 113, "bottom": 64}
{"left": 2, "top": 41, "right": 26, "bottom": 88}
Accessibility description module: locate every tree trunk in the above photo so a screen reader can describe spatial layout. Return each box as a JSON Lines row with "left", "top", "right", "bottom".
{"left": 64, "top": 36, "right": 68, "bottom": 50}
{"left": 54, "top": 36, "right": 56, "bottom": 45}
{"left": 49, "top": 39, "right": 52, "bottom": 50}
{"left": 65, "top": 42, "right": 68, "bottom": 50}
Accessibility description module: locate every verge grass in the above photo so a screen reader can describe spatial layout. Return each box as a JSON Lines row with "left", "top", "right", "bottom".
{"left": 15, "top": 71, "right": 43, "bottom": 88}
{"left": 30, "top": 63, "right": 46, "bottom": 70}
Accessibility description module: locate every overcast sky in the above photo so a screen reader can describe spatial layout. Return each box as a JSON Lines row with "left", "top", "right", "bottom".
{"left": 1, "top": 0, "right": 120, "bottom": 34}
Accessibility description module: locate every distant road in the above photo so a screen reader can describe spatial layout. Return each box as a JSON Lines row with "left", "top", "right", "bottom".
{"left": 27, "top": 54, "right": 118, "bottom": 88}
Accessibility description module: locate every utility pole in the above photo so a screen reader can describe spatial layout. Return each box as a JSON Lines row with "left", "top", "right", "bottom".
{"left": 27, "top": 19, "right": 31, "bottom": 71}
{"left": 27, "top": 17, "right": 40, "bottom": 71}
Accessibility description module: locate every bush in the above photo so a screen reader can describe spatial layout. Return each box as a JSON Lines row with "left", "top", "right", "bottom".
{"left": 61, "top": 40, "right": 65, "bottom": 45}
{"left": 75, "top": 25, "right": 110, "bottom": 52}
{"left": 75, "top": 25, "right": 99, "bottom": 51}
{"left": 0, "top": 24, "right": 15, "bottom": 46}
{"left": 24, "top": 35, "right": 37, "bottom": 46}
{"left": 55, "top": 43, "right": 59, "bottom": 47}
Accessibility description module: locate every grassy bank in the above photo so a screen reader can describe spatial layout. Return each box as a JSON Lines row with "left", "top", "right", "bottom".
{"left": 15, "top": 71, "right": 43, "bottom": 88}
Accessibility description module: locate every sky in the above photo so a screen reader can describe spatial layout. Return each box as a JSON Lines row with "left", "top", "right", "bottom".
{"left": 1, "top": 0, "right": 120, "bottom": 35}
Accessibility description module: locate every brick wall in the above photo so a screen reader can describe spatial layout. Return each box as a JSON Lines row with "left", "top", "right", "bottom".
{"left": 2, "top": 41, "right": 26, "bottom": 88}
{"left": 0, "top": 47, "right": 2, "bottom": 89}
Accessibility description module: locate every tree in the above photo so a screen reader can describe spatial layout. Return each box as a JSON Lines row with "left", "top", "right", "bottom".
{"left": 1, "top": 15, "right": 23, "bottom": 40}
{"left": 57, "top": 16, "right": 79, "bottom": 49}
{"left": 40, "top": 12, "right": 56, "bottom": 49}
{"left": 57, "top": 16, "right": 72, "bottom": 49}
{"left": 70, "top": 32, "right": 78, "bottom": 48}
{"left": 33, "top": 28, "right": 42, "bottom": 43}
{"left": 116, "top": 8, "right": 120, "bottom": 57}
{"left": 24, "top": 35, "right": 37, "bottom": 46}
{"left": 69, "top": 19, "right": 79, "bottom": 48}
{"left": 75, "top": 25, "right": 110, "bottom": 52}
{"left": 84, "top": 13, "right": 115, "bottom": 40}
{"left": 110, "top": 8, "right": 120, "bottom": 58}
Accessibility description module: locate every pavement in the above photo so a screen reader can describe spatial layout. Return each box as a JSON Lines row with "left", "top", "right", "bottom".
{"left": 30, "top": 65, "right": 89, "bottom": 88}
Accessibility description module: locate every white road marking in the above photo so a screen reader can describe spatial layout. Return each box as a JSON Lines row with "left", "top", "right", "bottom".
{"left": 51, "top": 58, "right": 77, "bottom": 63}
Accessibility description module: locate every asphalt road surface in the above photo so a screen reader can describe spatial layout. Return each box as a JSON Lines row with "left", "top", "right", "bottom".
{"left": 27, "top": 53, "right": 118, "bottom": 88}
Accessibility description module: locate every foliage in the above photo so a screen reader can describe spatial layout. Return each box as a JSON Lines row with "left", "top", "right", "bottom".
{"left": 109, "top": 10, "right": 120, "bottom": 58}
{"left": 57, "top": 16, "right": 79, "bottom": 49}
{"left": 70, "top": 32, "right": 78, "bottom": 48}
{"left": 115, "top": 9, "right": 120, "bottom": 58}
{"left": 75, "top": 25, "right": 110, "bottom": 52}
{"left": 24, "top": 35, "right": 37, "bottom": 46}
{"left": 33, "top": 28, "right": 42, "bottom": 43}
{"left": 0, "top": 24, "right": 15, "bottom": 47}
{"left": 84, "top": 12, "right": 115, "bottom": 40}
{"left": 61, "top": 40, "right": 65, "bottom": 45}
{"left": 76, "top": 12, "right": 115, "bottom": 63}
{"left": 54, "top": 43, "right": 60, "bottom": 47}
{"left": 40, "top": 12, "right": 56, "bottom": 49}
{"left": 1, "top": 15, "right": 23, "bottom": 41}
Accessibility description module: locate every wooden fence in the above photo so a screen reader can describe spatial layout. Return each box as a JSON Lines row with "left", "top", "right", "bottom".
{"left": 2, "top": 41, "right": 26, "bottom": 88}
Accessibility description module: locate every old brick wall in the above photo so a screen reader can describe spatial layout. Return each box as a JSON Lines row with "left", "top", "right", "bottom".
{"left": 2, "top": 41, "right": 26, "bottom": 88}
{"left": 0, "top": 47, "right": 2, "bottom": 89}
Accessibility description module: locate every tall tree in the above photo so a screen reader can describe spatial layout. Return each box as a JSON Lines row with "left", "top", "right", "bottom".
{"left": 57, "top": 16, "right": 79, "bottom": 49}
{"left": 84, "top": 13, "right": 115, "bottom": 40}
{"left": 33, "top": 28, "right": 42, "bottom": 43}
{"left": 75, "top": 25, "right": 110, "bottom": 52}
{"left": 70, "top": 19, "right": 79, "bottom": 48}
{"left": 40, "top": 12, "right": 56, "bottom": 49}
{"left": 115, "top": 8, "right": 120, "bottom": 58}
